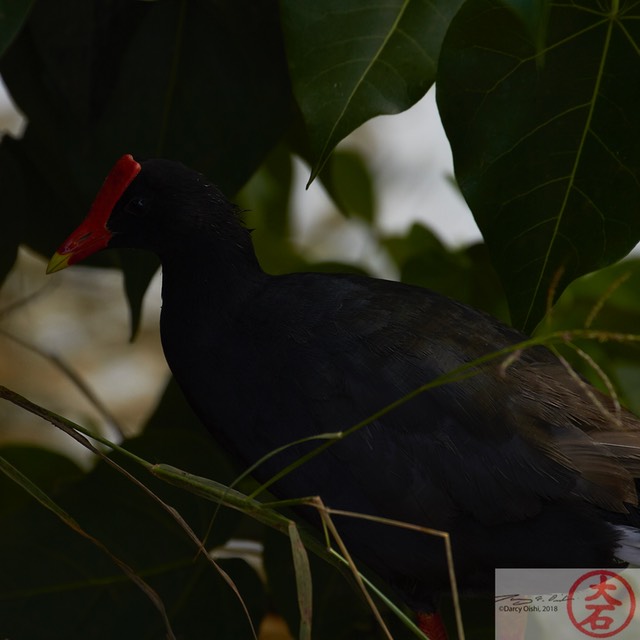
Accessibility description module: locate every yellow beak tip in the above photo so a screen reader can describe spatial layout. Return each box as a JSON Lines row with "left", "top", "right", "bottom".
{"left": 46, "top": 251, "right": 71, "bottom": 274}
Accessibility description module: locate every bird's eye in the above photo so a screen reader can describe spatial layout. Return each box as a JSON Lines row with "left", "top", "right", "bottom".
{"left": 124, "top": 196, "right": 151, "bottom": 217}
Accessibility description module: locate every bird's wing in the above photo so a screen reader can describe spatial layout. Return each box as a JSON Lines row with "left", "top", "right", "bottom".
{"left": 282, "top": 275, "right": 640, "bottom": 528}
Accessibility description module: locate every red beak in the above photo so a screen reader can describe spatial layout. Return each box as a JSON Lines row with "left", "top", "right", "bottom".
{"left": 46, "top": 154, "right": 141, "bottom": 273}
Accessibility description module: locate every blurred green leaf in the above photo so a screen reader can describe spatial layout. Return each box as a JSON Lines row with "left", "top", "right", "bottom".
{"left": 320, "top": 149, "right": 376, "bottom": 222}
{"left": 439, "top": 594, "right": 495, "bottom": 640}
{"left": 504, "top": 0, "right": 550, "bottom": 51}
{"left": 92, "top": 0, "right": 293, "bottom": 193}
{"left": 0, "top": 453, "right": 178, "bottom": 639}
{"left": 119, "top": 250, "right": 160, "bottom": 341}
{"left": 144, "top": 375, "right": 204, "bottom": 434}
{"left": 0, "top": 0, "right": 32, "bottom": 58}
{"left": 0, "top": 445, "right": 83, "bottom": 515}
{"left": 307, "top": 261, "right": 371, "bottom": 277}
{"left": 263, "top": 527, "right": 398, "bottom": 639}
{"left": 0, "top": 427, "right": 265, "bottom": 640}
{"left": 383, "top": 224, "right": 508, "bottom": 321}
{"left": 289, "top": 521, "right": 313, "bottom": 640}
{"left": 281, "top": 0, "right": 465, "bottom": 182}
{"left": 237, "top": 144, "right": 293, "bottom": 238}
{"left": 238, "top": 145, "right": 307, "bottom": 276}
{"left": 541, "top": 259, "right": 640, "bottom": 414}
{"left": 0, "top": 132, "right": 91, "bottom": 263}
{"left": 0, "top": 142, "right": 25, "bottom": 285}
{"left": 438, "top": 0, "right": 640, "bottom": 332}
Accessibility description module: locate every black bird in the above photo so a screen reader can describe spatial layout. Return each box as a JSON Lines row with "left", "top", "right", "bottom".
{"left": 48, "top": 154, "right": 640, "bottom": 638}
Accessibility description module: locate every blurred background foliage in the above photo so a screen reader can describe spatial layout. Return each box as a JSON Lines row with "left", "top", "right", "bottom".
{"left": 0, "top": 0, "right": 639, "bottom": 638}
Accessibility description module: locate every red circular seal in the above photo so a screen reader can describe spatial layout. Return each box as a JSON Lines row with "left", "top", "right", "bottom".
{"left": 567, "top": 570, "right": 636, "bottom": 638}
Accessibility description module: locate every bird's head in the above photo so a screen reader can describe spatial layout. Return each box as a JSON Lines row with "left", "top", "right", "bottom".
{"left": 47, "top": 154, "right": 246, "bottom": 273}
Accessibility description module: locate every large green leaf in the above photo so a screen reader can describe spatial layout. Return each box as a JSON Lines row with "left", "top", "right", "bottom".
{"left": 93, "top": 0, "right": 293, "bottom": 194}
{"left": 281, "top": 0, "right": 465, "bottom": 182}
{"left": 437, "top": 0, "right": 640, "bottom": 332}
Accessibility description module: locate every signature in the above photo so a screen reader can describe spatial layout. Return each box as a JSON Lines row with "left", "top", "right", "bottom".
{"left": 496, "top": 593, "right": 572, "bottom": 614}
{"left": 496, "top": 593, "right": 572, "bottom": 605}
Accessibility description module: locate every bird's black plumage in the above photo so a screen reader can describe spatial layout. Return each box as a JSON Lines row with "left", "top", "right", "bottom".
{"left": 51, "top": 157, "right": 640, "bottom": 618}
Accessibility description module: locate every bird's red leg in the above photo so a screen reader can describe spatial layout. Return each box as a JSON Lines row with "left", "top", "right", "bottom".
{"left": 416, "top": 611, "right": 448, "bottom": 640}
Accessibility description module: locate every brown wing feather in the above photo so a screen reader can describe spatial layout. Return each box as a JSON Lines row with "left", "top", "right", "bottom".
{"left": 506, "top": 359, "right": 640, "bottom": 511}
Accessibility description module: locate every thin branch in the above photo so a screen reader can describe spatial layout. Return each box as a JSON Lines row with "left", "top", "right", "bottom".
{"left": 0, "top": 385, "right": 258, "bottom": 640}
{"left": 0, "top": 328, "right": 125, "bottom": 438}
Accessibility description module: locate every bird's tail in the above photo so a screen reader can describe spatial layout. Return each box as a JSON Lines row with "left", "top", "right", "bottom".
{"left": 613, "top": 524, "right": 640, "bottom": 565}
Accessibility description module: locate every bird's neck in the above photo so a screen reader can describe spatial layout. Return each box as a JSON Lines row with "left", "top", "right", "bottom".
{"left": 158, "top": 238, "right": 266, "bottom": 311}
{"left": 156, "top": 240, "right": 267, "bottom": 389}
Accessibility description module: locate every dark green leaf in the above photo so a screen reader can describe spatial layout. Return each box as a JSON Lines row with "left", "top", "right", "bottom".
{"left": 320, "top": 149, "right": 376, "bottom": 222}
{"left": 438, "top": 0, "right": 640, "bottom": 332}
{"left": 0, "top": 428, "right": 265, "bottom": 640}
{"left": 308, "top": 261, "right": 372, "bottom": 277}
{"left": 0, "top": 445, "right": 83, "bottom": 515}
{"left": 0, "top": 141, "right": 25, "bottom": 284}
{"left": 263, "top": 527, "right": 402, "bottom": 639}
{"left": 0, "top": 454, "right": 178, "bottom": 639}
{"left": 1, "top": 0, "right": 292, "bottom": 193}
{"left": 503, "top": 0, "right": 550, "bottom": 51}
{"left": 281, "top": 0, "right": 465, "bottom": 182}
{"left": 93, "top": 0, "right": 293, "bottom": 193}
{"left": 289, "top": 521, "right": 313, "bottom": 640}
{"left": 439, "top": 594, "right": 495, "bottom": 640}
{"left": 383, "top": 224, "right": 509, "bottom": 321}
{"left": 0, "top": 0, "right": 33, "bottom": 58}
{"left": 0, "top": 0, "right": 293, "bottom": 311}
{"left": 144, "top": 375, "right": 204, "bottom": 434}
{"left": 119, "top": 250, "right": 160, "bottom": 341}
{"left": 237, "top": 144, "right": 293, "bottom": 238}
{"left": 238, "top": 145, "right": 314, "bottom": 276}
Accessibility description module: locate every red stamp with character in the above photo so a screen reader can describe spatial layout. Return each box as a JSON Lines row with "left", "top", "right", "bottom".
{"left": 567, "top": 570, "right": 636, "bottom": 638}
